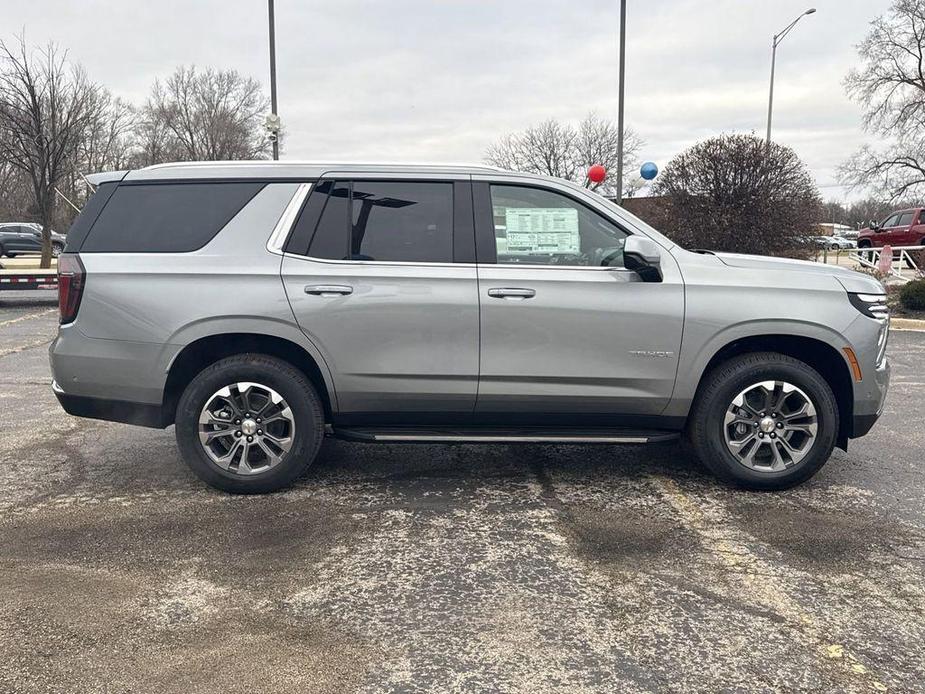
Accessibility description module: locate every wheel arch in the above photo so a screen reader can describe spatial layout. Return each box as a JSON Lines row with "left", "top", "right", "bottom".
{"left": 162, "top": 332, "right": 337, "bottom": 426}
{"left": 689, "top": 333, "right": 854, "bottom": 449}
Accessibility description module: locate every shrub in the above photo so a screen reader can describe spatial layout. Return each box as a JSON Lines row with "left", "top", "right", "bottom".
{"left": 651, "top": 134, "right": 820, "bottom": 257}
{"left": 899, "top": 279, "right": 925, "bottom": 311}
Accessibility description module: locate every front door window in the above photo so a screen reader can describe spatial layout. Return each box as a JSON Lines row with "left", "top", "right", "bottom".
{"left": 489, "top": 185, "right": 629, "bottom": 267}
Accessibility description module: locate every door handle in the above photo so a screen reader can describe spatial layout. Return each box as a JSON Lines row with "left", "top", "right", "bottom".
{"left": 304, "top": 284, "right": 353, "bottom": 296}
{"left": 487, "top": 287, "right": 535, "bottom": 300}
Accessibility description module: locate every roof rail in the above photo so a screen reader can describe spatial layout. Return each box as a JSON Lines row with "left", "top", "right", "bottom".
{"left": 140, "top": 160, "right": 503, "bottom": 172}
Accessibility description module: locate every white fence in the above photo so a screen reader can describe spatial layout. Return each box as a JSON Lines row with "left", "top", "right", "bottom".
{"left": 847, "top": 245, "right": 924, "bottom": 283}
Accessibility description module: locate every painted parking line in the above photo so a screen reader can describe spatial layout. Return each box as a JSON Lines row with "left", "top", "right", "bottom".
{"left": 652, "top": 476, "right": 889, "bottom": 692}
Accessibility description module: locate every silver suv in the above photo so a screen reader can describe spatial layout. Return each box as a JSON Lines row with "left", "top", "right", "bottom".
{"left": 49, "top": 162, "right": 890, "bottom": 493}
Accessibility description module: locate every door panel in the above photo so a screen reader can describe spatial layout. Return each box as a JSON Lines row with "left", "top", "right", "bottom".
{"left": 23, "top": 229, "right": 42, "bottom": 252}
{"left": 472, "top": 177, "right": 684, "bottom": 418}
{"left": 886, "top": 211, "right": 915, "bottom": 245}
{"left": 279, "top": 177, "right": 479, "bottom": 418}
{"left": 5, "top": 226, "right": 26, "bottom": 251}
{"left": 476, "top": 265, "right": 684, "bottom": 415}
{"left": 282, "top": 257, "right": 479, "bottom": 414}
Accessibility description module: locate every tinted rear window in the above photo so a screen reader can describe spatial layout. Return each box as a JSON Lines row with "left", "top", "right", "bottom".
{"left": 349, "top": 181, "right": 453, "bottom": 262}
{"left": 80, "top": 182, "right": 264, "bottom": 253}
{"left": 308, "top": 182, "right": 350, "bottom": 260}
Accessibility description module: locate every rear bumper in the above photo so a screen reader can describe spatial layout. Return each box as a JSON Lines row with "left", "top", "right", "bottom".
{"left": 48, "top": 327, "right": 170, "bottom": 405}
{"left": 53, "top": 382, "right": 168, "bottom": 428}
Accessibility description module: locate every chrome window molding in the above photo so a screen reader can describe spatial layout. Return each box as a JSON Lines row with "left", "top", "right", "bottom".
{"left": 282, "top": 251, "right": 634, "bottom": 272}
{"left": 266, "top": 182, "right": 313, "bottom": 255}
{"left": 282, "top": 252, "right": 476, "bottom": 269}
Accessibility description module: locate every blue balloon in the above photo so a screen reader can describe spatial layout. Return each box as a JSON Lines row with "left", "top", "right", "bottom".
{"left": 640, "top": 161, "right": 658, "bottom": 180}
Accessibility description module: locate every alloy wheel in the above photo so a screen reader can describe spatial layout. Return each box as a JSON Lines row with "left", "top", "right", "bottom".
{"left": 198, "top": 381, "right": 295, "bottom": 475}
{"left": 723, "top": 380, "right": 818, "bottom": 472}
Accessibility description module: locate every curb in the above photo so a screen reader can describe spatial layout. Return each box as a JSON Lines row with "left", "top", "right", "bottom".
{"left": 890, "top": 317, "right": 925, "bottom": 331}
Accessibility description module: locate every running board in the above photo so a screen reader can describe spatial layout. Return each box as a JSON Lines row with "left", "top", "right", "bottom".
{"left": 331, "top": 426, "right": 680, "bottom": 444}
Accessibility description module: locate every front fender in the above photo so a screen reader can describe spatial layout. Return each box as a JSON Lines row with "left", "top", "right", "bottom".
{"left": 663, "top": 317, "right": 853, "bottom": 418}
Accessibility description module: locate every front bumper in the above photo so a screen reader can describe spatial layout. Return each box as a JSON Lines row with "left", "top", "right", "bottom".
{"left": 850, "top": 356, "right": 890, "bottom": 439}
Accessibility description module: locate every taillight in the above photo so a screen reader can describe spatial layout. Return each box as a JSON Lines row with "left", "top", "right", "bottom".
{"left": 58, "top": 253, "right": 86, "bottom": 324}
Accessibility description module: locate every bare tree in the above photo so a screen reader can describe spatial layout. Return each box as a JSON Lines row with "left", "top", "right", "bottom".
{"left": 77, "top": 91, "right": 136, "bottom": 173}
{"left": 0, "top": 37, "right": 105, "bottom": 267}
{"left": 841, "top": 0, "right": 925, "bottom": 200}
{"left": 848, "top": 196, "right": 924, "bottom": 228}
{"left": 652, "top": 134, "right": 820, "bottom": 256}
{"left": 138, "top": 65, "right": 270, "bottom": 163}
{"left": 485, "top": 112, "right": 643, "bottom": 196}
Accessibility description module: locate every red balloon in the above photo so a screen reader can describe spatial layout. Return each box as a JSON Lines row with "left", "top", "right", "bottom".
{"left": 588, "top": 164, "right": 606, "bottom": 183}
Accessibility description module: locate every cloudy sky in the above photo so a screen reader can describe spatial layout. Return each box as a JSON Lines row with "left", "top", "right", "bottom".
{"left": 2, "top": 0, "right": 893, "bottom": 200}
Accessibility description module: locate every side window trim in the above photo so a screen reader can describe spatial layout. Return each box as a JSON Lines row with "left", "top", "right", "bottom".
{"left": 473, "top": 181, "right": 634, "bottom": 268}
{"left": 268, "top": 182, "right": 313, "bottom": 254}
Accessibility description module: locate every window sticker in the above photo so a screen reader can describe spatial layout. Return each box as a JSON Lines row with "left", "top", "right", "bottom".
{"left": 503, "top": 208, "right": 580, "bottom": 254}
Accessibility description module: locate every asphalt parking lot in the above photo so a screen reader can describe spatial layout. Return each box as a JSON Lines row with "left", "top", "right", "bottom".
{"left": 1, "top": 291, "right": 924, "bottom": 693}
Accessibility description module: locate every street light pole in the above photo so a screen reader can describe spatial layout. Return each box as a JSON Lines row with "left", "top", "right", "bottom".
{"left": 616, "top": 0, "right": 626, "bottom": 204}
{"left": 268, "top": 0, "right": 279, "bottom": 160}
{"left": 766, "top": 7, "right": 816, "bottom": 144}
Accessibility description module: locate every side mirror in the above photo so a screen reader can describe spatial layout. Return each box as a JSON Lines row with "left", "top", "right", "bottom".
{"left": 870, "top": 220, "right": 881, "bottom": 231}
{"left": 622, "top": 236, "right": 662, "bottom": 282}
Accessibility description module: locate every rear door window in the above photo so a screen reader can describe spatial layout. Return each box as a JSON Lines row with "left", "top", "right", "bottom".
{"left": 288, "top": 180, "right": 457, "bottom": 263}
{"left": 349, "top": 181, "right": 453, "bottom": 263}
{"left": 80, "top": 182, "right": 264, "bottom": 253}
{"left": 896, "top": 211, "right": 915, "bottom": 227}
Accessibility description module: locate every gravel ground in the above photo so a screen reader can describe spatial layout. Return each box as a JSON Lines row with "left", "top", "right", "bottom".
{"left": 1, "top": 290, "right": 924, "bottom": 693}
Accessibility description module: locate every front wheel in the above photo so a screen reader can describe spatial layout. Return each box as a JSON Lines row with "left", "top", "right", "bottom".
{"left": 175, "top": 354, "right": 325, "bottom": 493}
{"left": 51, "top": 244, "right": 63, "bottom": 258}
{"left": 687, "top": 352, "right": 838, "bottom": 490}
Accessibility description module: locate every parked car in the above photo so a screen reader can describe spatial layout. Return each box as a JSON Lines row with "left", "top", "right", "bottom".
{"left": 50, "top": 162, "right": 890, "bottom": 494}
{"left": 857, "top": 208, "right": 925, "bottom": 251}
{"left": 809, "top": 235, "right": 843, "bottom": 250}
{"left": 0, "top": 222, "right": 66, "bottom": 258}
{"left": 823, "top": 235, "right": 854, "bottom": 250}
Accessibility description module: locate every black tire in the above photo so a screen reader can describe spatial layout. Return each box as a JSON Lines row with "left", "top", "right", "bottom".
{"left": 51, "top": 243, "right": 63, "bottom": 258}
{"left": 857, "top": 241, "right": 873, "bottom": 262}
{"left": 688, "top": 352, "right": 838, "bottom": 491}
{"left": 175, "top": 353, "right": 325, "bottom": 494}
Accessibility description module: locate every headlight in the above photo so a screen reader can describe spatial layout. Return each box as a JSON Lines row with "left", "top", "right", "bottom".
{"left": 848, "top": 292, "right": 889, "bottom": 320}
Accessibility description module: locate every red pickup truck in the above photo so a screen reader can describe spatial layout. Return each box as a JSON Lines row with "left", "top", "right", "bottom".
{"left": 857, "top": 208, "right": 925, "bottom": 250}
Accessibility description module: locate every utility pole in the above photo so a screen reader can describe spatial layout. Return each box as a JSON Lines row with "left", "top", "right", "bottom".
{"left": 615, "top": 0, "right": 626, "bottom": 204}
{"left": 268, "top": 0, "right": 280, "bottom": 160}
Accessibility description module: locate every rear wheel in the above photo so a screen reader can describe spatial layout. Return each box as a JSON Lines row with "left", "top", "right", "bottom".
{"left": 51, "top": 243, "right": 63, "bottom": 258}
{"left": 175, "top": 354, "right": 324, "bottom": 493}
{"left": 688, "top": 352, "right": 838, "bottom": 490}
